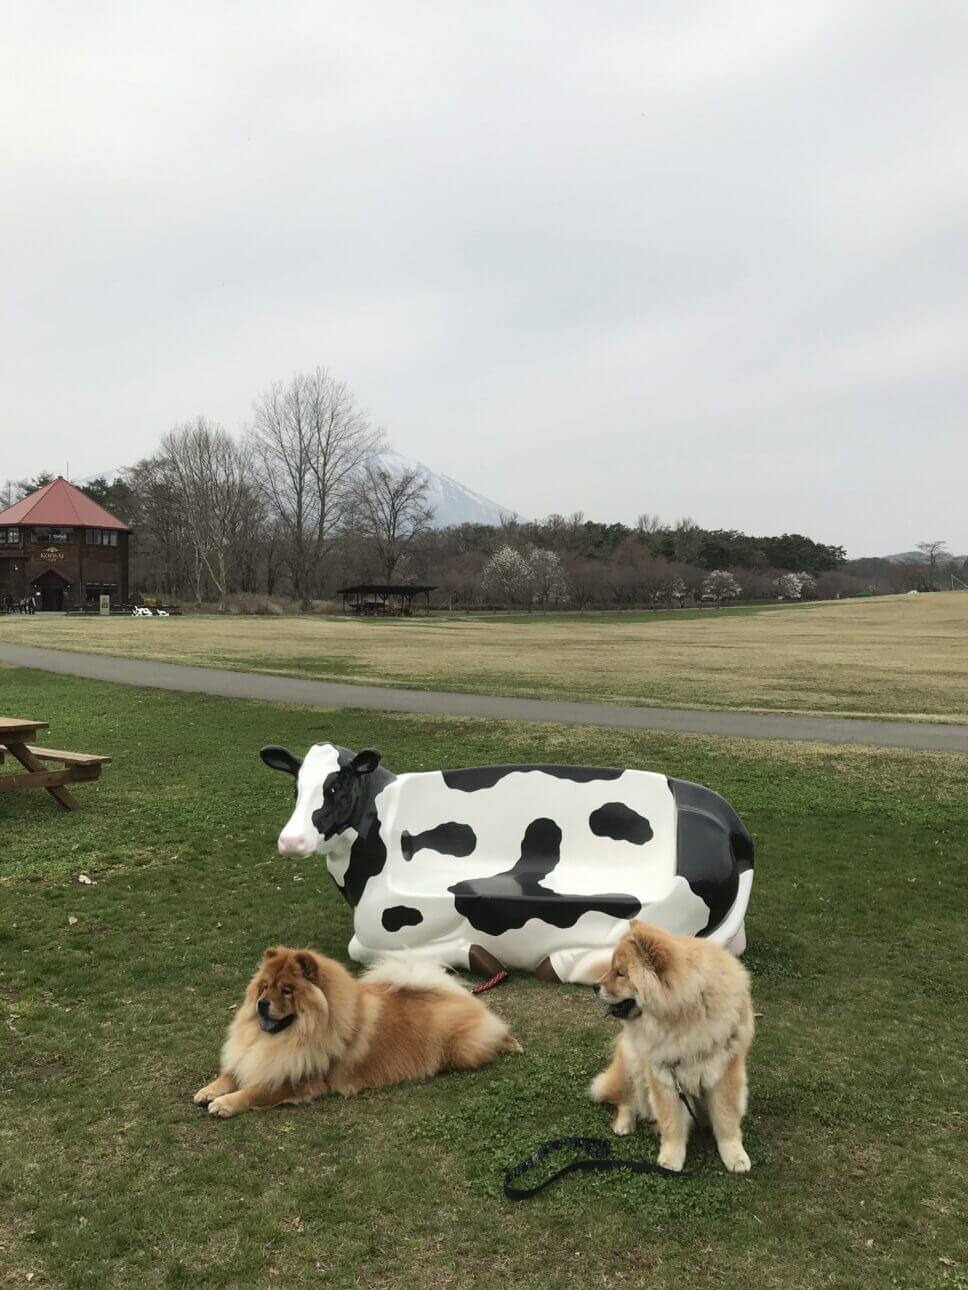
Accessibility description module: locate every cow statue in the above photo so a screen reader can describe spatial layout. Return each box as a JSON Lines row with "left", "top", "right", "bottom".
{"left": 260, "top": 742, "right": 754, "bottom": 985}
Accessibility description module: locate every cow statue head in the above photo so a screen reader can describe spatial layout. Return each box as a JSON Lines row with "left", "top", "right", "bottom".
{"left": 260, "top": 742, "right": 383, "bottom": 859}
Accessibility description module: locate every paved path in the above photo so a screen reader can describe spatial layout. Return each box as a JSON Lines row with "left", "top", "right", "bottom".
{"left": 2, "top": 640, "right": 966, "bottom": 753}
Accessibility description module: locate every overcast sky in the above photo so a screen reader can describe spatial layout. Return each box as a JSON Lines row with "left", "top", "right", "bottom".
{"left": 2, "top": 2, "right": 966, "bottom": 555}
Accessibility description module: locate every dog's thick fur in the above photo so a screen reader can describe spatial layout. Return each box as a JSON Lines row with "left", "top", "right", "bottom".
{"left": 195, "top": 947, "right": 522, "bottom": 1117}
{"left": 589, "top": 921, "right": 754, "bottom": 1173}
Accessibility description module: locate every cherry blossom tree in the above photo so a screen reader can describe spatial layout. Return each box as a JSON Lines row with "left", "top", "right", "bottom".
{"left": 527, "top": 546, "right": 568, "bottom": 610}
{"left": 481, "top": 546, "right": 531, "bottom": 607}
{"left": 702, "top": 569, "right": 741, "bottom": 607}
{"left": 774, "top": 572, "right": 803, "bottom": 599}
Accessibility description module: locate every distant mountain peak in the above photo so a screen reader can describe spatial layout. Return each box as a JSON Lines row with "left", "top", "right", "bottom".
{"left": 375, "top": 448, "right": 524, "bottom": 528}
{"left": 884, "top": 549, "right": 965, "bottom": 564}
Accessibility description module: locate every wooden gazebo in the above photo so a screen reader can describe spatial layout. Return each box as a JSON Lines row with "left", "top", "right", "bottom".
{"left": 337, "top": 584, "right": 436, "bottom": 616}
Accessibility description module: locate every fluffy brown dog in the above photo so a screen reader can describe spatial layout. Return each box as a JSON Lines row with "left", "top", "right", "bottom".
{"left": 589, "top": 921, "right": 754, "bottom": 1173}
{"left": 194, "top": 947, "right": 521, "bottom": 1117}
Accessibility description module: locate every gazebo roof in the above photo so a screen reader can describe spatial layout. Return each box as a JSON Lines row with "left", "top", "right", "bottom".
{"left": 0, "top": 477, "right": 130, "bottom": 532}
{"left": 337, "top": 584, "right": 436, "bottom": 595}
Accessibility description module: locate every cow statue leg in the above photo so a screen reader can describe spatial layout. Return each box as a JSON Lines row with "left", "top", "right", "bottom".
{"left": 347, "top": 932, "right": 477, "bottom": 973}
{"left": 725, "top": 922, "right": 747, "bottom": 956}
{"left": 538, "top": 946, "right": 616, "bottom": 986}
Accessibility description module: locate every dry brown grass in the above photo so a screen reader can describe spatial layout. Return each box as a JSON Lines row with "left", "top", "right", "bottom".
{"left": 2, "top": 591, "right": 968, "bottom": 720}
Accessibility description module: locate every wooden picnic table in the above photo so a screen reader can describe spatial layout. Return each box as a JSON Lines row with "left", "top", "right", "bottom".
{"left": 0, "top": 716, "right": 111, "bottom": 811}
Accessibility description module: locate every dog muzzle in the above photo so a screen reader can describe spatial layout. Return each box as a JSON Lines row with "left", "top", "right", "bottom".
{"left": 604, "top": 998, "right": 641, "bottom": 1021}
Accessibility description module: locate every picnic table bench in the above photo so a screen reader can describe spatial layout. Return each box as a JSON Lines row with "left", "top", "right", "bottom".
{"left": 0, "top": 717, "right": 111, "bottom": 811}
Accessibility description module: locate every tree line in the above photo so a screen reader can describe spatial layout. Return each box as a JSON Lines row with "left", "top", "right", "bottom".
{"left": 7, "top": 366, "right": 963, "bottom": 611}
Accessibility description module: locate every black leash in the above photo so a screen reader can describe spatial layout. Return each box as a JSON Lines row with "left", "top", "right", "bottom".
{"left": 503, "top": 1136, "right": 689, "bottom": 1200}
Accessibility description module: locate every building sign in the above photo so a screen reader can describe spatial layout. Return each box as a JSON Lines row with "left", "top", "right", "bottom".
{"left": 99, "top": 594, "right": 111, "bottom": 616}
{"left": 39, "top": 546, "right": 64, "bottom": 562}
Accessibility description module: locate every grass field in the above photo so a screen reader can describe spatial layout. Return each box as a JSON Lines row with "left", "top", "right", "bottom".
{"left": 2, "top": 665, "right": 966, "bottom": 1288}
{"left": 2, "top": 592, "right": 967, "bottom": 722}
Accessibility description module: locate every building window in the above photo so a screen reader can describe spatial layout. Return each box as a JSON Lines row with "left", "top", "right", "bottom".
{"left": 85, "top": 528, "right": 119, "bottom": 547}
{"left": 0, "top": 528, "right": 19, "bottom": 546}
{"left": 33, "top": 526, "right": 73, "bottom": 543}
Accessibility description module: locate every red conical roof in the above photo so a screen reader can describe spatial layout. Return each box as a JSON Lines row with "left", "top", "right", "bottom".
{"left": 0, "top": 477, "right": 130, "bottom": 531}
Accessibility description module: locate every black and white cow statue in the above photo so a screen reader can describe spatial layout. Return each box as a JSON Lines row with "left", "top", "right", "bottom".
{"left": 260, "top": 742, "right": 754, "bottom": 985}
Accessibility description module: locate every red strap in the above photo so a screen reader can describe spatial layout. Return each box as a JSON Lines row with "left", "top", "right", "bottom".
{"left": 471, "top": 970, "right": 509, "bottom": 994}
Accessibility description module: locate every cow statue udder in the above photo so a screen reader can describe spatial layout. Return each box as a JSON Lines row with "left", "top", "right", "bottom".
{"left": 261, "top": 742, "right": 754, "bottom": 985}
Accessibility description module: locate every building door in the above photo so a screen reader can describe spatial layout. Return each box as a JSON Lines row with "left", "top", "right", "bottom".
{"left": 33, "top": 570, "right": 69, "bottom": 611}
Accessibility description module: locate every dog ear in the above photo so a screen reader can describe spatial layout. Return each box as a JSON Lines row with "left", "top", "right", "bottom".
{"left": 351, "top": 748, "right": 381, "bottom": 776}
{"left": 627, "top": 922, "right": 673, "bottom": 980}
{"left": 260, "top": 746, "right": 303, "bottom": 776}
{"left": 294, "top": 951, "right": 318, "bottom": 983}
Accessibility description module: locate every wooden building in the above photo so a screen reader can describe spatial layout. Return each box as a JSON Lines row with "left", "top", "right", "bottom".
{"left": 0, "top": 477, "right": 131, "bottom": 611}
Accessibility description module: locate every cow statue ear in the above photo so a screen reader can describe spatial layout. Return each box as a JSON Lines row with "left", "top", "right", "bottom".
{"left": 350, "top": 748, "right": 381, "bottom": 776}
{"left": 260, "top": 745, "right": 303, "bottom": 776}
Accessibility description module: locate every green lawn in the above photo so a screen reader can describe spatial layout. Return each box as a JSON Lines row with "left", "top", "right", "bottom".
{"left": 1, "top": 666, "right": 966, "bottom": 1288}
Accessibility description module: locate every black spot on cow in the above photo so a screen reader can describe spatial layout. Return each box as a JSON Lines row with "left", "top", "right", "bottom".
{"left": 341, "top": 814, "right": 388, "bottom": 908}
{"left": 401, "top": 822, "right": 477, "bottom": 861}
{"left": 382, "top": 905, "right": 424, "bottom": 933}
{"left": 589, "top": 802, "right": 653, "bottom": 845}
{"left": 668, "top": 778, "right": 754, "bottom": 935}
{"left": 449, "top": 817, "right": 640, "bottom": 936}
{"left": 442, "top": 764, "right": 625, "bottom": 792}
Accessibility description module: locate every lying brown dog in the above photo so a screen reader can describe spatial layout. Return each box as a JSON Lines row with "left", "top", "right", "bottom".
{"left": 194, "top": 946, "right": 521, "bottom": 1117}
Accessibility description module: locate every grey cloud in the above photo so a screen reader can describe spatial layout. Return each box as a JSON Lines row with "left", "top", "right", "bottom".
{"left": 1, "top": 0, "right": 966, "bottom": 554}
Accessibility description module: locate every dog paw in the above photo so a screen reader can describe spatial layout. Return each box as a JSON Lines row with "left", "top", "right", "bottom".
{"left": 208, "top": 1096, "right": 238, "bottom": 1118}
{"left": 193, "top": 1088, "right": 214, "bottom": 1105}
{"left": 720, "top": 1144, "right": 751, "bottom": 1174}
{"left": 612, "top": 1108, "right": 637, "bottom": 1136}
{"left": 657, "top": 1144, "right": 686, "bottom": 1172}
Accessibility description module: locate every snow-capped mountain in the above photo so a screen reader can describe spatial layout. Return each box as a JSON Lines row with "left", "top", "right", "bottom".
{"left": 375, "top": 449, "right": 524, "bottom": 528}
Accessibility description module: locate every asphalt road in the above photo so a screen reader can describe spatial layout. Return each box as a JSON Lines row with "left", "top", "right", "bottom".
{"left": 2, "top": 640, "right": 966, "bottom": 753}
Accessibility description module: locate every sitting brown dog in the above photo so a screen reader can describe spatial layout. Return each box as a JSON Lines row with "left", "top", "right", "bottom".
{"left": 589, "top": 921, "right": 754, "bottom": 1172}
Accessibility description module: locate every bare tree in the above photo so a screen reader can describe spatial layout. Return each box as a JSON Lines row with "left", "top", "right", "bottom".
{"left": 159, "top": 419, "right": 251, "bottom": 608}
{"left": 673, "top": 516, "right": 703, "bottom": 564}
{"left": 248, "top": 367, "right": 383, "bottom": 609}
{"left": 124, "top": 455, "right": 195, "bottom": 600}
{"left": 915, "top": 540, "right": 948, "bottom": 589}
{"left": 613, "top": 540, "right": 671, "bottom": 609}
{"left": 434, "top": 550, "right": 487, "bottom": 610}
{"left": 566, "top": 558, "right": 608, "bottom": 612}
{"left": 635, "top": 512, "right": 666, "bottom": 553}
{"left": 348, "top": 463, "right": 434, "bottom": 582}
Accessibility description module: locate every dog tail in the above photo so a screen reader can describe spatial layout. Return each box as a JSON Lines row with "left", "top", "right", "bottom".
{"left": 363, "top": 952, "right": 467, "bottom": 995}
